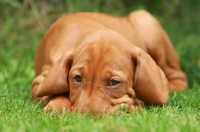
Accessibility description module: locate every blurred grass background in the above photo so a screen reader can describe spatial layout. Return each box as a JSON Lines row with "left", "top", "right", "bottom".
{"left": 0, "top": 0, "right": 200, "bottom": 131}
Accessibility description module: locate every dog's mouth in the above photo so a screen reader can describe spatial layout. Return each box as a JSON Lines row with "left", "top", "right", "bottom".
{"left": 105, "top": 95, "right": 142, "bottom": 114}
{"left": 71, "top": 95, "right": 143, "bottom": 115}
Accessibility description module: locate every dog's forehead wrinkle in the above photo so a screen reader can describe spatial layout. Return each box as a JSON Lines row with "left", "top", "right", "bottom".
{"left": 74, "top": 43, "right": 129, "bottom": 67}
{"left": 71, "top": 47, "right": 133, "bottom": 86}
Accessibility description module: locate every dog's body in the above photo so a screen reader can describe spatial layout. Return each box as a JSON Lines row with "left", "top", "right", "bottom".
{"left": 31, "top": 10, "right": 187, "bottom": 114}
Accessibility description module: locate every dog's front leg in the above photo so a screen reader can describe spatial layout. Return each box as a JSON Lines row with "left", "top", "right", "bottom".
{"left": 43, "top": 95, "right": 72, "bottom": 113}
{"left": 31, "top": 65, "right": 51, "bottom": 102}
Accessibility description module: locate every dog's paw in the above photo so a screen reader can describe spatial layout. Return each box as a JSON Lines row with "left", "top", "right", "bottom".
{"left": 43, "top": 96, "right": 72, "bottom": 113}
{"left": 169, "top": 79, "right": 188, "bottom": 91}
{"left": 127, "top": 98, "right": 143, "bottom": 112}
{"left": 127, "top": 104, "right": 143, "bottom": 112}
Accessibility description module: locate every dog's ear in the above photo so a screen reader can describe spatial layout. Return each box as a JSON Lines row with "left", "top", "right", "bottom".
{"left": 31, "top": 50, "right": 73, "bottom": 102}
{"left": 131, "top": 48, "right": 169, "bottom": 105}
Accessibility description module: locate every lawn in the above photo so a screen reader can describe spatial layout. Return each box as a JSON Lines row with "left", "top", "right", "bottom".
{"left": 0, "top": 1, "right": 200, "bottom": 132}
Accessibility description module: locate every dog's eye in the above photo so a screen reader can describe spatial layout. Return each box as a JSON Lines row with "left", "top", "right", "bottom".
{"left": 73, "top": 75, "right": 82, "bottom": 82}
{"left": 108, "top": 79, "right": 120, "bottom": 86}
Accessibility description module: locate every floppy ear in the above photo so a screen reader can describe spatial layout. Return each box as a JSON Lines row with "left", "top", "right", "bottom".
{"left": 131, "top": 48, "right": 169, "bottom": 105}
{"left": 31, "top": 50, "right": 73, "bottom": 102}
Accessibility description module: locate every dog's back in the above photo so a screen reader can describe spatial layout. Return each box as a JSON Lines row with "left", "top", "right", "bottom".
{"left": 34, "top": 11, "right": 150, "bottom": 75}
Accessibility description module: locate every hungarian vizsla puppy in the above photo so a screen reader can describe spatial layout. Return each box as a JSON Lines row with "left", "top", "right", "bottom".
{"left": 31, "top": 10, "right": 187, "bottom": 114}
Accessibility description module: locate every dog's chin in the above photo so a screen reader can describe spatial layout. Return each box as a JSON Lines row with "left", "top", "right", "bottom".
{"left": 71, "top": 104, "right": 141, "bottom": 115}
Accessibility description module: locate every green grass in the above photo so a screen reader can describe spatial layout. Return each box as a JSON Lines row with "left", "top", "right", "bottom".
{"left": 0, "top": 1, "right": 200, "bottom": 132}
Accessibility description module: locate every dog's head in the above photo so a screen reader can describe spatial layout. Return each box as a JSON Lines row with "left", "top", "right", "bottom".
{"left": 33, "top": 30, "right": 168, "bottom": 114}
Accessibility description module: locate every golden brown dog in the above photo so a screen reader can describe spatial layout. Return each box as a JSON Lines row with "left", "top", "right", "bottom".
{"left": 31, "top": 10, "right": 187, "bottom": 114}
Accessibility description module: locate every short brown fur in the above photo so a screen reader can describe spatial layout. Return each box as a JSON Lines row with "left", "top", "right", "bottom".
{"left": 31, "top": 10, "right": 187, "bottom": 113}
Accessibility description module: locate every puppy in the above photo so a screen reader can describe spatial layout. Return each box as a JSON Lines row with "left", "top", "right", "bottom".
{"left": 31, "top": 10, "right": 187, "bottom": 114}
